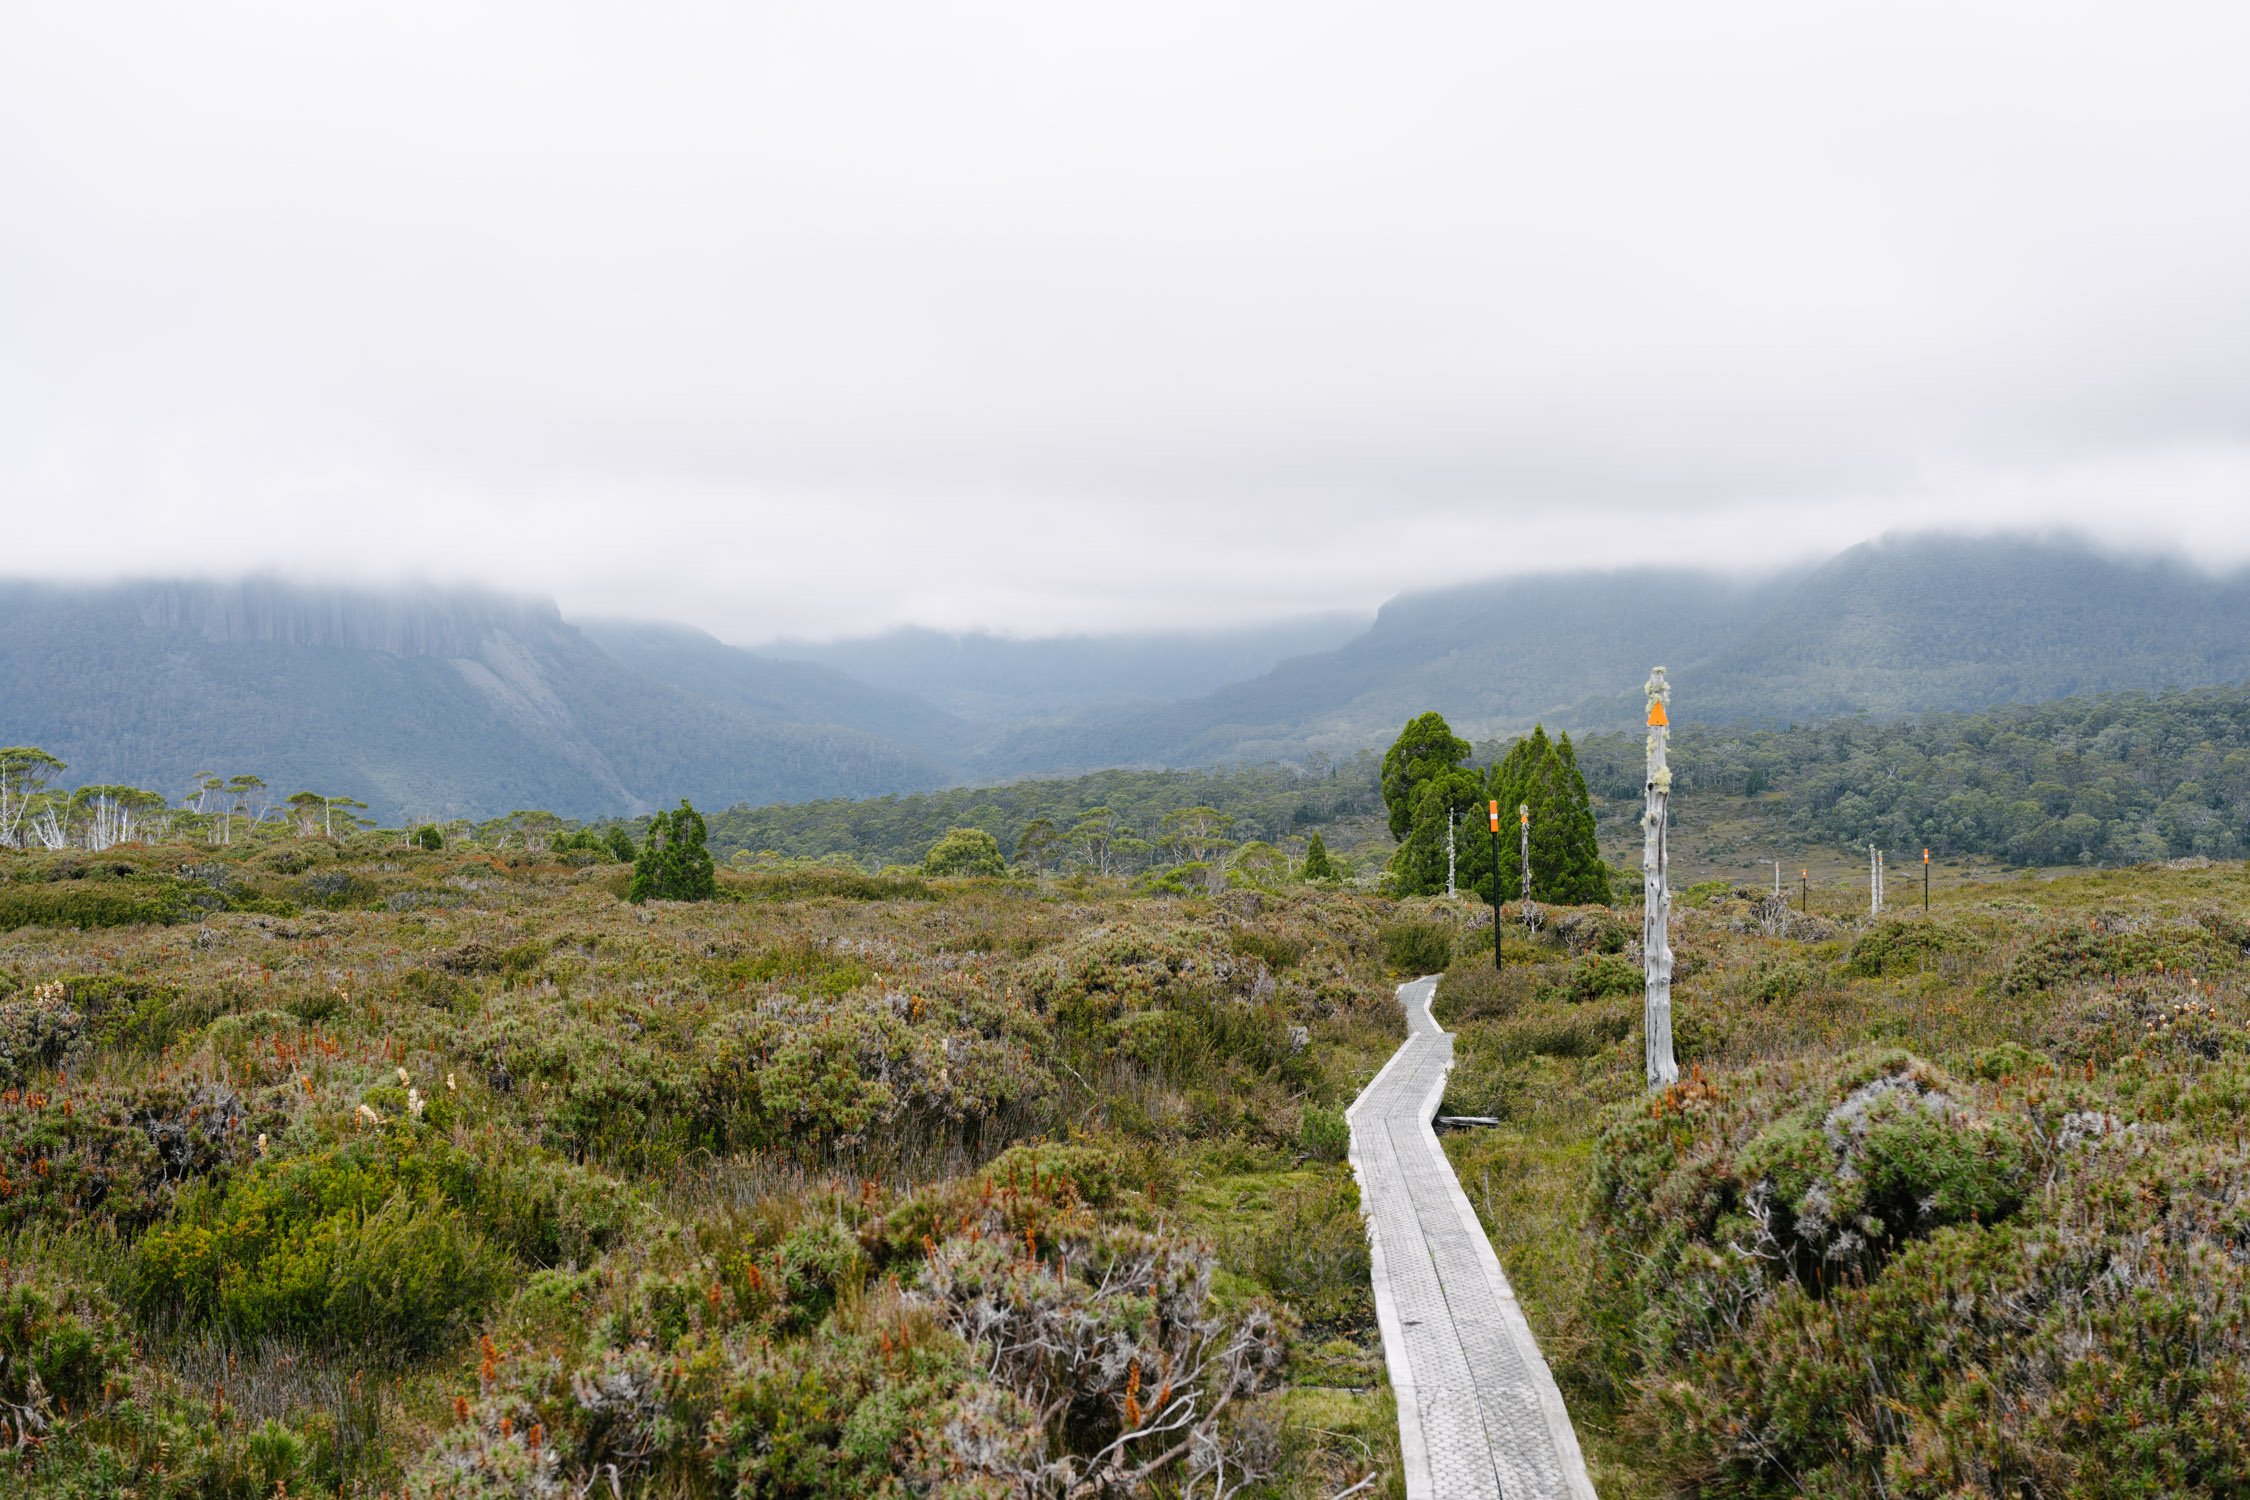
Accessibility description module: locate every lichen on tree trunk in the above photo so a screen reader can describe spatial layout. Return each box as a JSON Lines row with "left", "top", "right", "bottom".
{"left": 1644, "top": 666, "right": 1679, "bottom": 1089}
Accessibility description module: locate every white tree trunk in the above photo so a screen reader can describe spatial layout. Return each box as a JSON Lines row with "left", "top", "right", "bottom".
{"left": 1644, "top": 668, "right": 1679, "bottom": 1089}
{"left": 1520, "top": 805, "right": 1534, "bottom": 933}
{"left": 1445, "top": 817, "right": 1456, "bottom": 898}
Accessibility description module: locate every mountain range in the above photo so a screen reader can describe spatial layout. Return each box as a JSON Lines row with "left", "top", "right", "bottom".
{"left": 7, "top": 533, "right": 2249, "bottom": 821}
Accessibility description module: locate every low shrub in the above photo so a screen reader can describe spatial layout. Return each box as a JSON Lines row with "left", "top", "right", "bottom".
{"left": 1231, "top": 927, "right": 1310, "bottom": 972}
{"left": 1225, "top": 1172, "right": 1371, "bottom": 1331}
{"left": 0, "top": 981, "right": 84, "bottom": 1085}
{"left": 0, "top": 880, "right": 189, "bottom": 931}
{"left": 130, "top": 1136, "right": 515, "bottom": 1357}
{"left": 1999, "top": 920, "right": 2230, "bottom": 995}
{"left": 1379, "top": 919, "right": 1454, "bottom": 975}
{"left": 1843, "top": 918, "right": 1963, "bottom": 978}
{"left": 1480, "top": 1000, "right": 1636, "bottom": 1065}
{"left": 0, "top": 1271, "right": 130, "bottom": 1418}
{"left": 1298, "top": 1104, "right": 1350, "bottom": 1163}
{"left": 1747, "top": 954, "right": 1818, "bottom": 1004}
{"left": 1544, "top": 952, "right": 1639, "bottom": 1004}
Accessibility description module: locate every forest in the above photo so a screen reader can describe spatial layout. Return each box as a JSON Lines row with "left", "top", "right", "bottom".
{"left": 13, "top": 682, "right": 2250, "bottom": 886}
{"left": 1565, "top": 682, "right": 2250, "bottom": 868}
{"left": 704, "top": 683, "right": 2250, "bottom": 879}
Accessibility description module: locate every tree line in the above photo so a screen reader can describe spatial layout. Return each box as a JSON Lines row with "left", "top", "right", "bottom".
{"left": 704, "top": 756, "right": 1383, "bottom": 874}
{"left": 18, "top": 677, "right": 2250, "bottom": 876}
{"left": 1558, "top": 683, "right": 2250, "bottom": 868}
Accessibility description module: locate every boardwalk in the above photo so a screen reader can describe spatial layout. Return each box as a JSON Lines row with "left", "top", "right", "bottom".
{"left": 1347, "top": 976, "right": 1598, "bottom": 1500}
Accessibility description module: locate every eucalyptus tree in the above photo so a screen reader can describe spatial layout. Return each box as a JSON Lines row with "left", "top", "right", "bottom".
{"left": 73, "top": 785, "right": 169, "bottom": 850}
{"left": 222, "top": 774, "right": 268, "bottom": 844}
{"left": 1014, "top": 817, "right": 1061, "bottom": 874}
{"left": 0, "top": 747, "right": 65, "bottom": 849}
{"left": 1158, "top": 805, "right": 1236, "bottom": 867}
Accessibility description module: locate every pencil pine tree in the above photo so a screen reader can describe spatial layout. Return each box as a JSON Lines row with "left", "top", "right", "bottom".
{"left": 628, "top": 800, "right": 717, "bottom": 903}
{"left": 1485, "top": 726, "right": 1610, "bottom": 904}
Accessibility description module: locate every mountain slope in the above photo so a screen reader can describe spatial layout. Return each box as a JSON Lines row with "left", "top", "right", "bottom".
{"left": 759, "top": 615, "right": 1370, "bottom": 723}
{"left": 982, "top": 535, "right": 2250, "bottom": 769}
{"left": 1678, "top": 533, "right": 2250, "bottom": 721}
{"left": 577, "top": 618, "right": 974, "bottom": 757}
{"left": 0, "top": 578, "right": 953, "bottom": 820}
{"left": 12, "top": 535, "right": 2250, "bottom": 822}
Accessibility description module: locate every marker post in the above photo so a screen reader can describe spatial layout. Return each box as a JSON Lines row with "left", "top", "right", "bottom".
{"left": 1488, "top": 800, "right": 1503, "bottom": 970}
{"left": 1924, "top": 848, "right": 1931, "bottom": 914}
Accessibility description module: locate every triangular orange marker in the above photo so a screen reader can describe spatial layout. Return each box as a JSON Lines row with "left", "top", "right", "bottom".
{"left": 1647, "top": 700, "right": 1669, "bottom": 727}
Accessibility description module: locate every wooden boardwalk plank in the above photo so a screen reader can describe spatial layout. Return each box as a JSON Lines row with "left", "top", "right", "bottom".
{"left": 1346, "top": 976, "right": 1598, "bottom": 1500}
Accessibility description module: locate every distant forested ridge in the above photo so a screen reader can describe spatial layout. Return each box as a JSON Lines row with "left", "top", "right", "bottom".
{"left": 715, "top": 684, "right": 2250, "bottom": 877}
{"left": 969, "top": 533, "right": 2250, "bottom": 769}
{"left": 1562, "top": 685, "right": 2250, "bottom": 867}
{"left": 15, "top": 536, "right": 2250, "bottom": 823}
{"left": 0, "top": 578, "right": 956, "bottom": 820}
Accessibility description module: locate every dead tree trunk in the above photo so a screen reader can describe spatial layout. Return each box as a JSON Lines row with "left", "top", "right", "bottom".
{"left": 1644, "top": 667, "right": 1678, "bottom": 1089}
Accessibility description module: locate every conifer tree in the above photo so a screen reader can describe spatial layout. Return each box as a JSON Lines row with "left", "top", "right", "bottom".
{"left": 629, "top": 800, "right": 717, "bottom": 902}
{"left": 1381, "top": 712, "right": 1471, "bottom": 840}
{"left": 1553, "top": 732, "right": 1609, "bottom": 904}
{"left": 1301, "top": 832, "right": 1336, "bottom": 881}
{"left": 1382, "top": 712, "right": 1481, "bottom": 895}
{"left": 1482, "top": 726, "right": 1610, "bottom": 904}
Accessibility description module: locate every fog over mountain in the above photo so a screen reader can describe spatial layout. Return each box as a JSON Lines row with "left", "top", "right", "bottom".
{"left": 7, "top": 8, "right": 2250, "bottom": 638}
{"left": 8, "top": 534, "right": 2250, "bottom": 821}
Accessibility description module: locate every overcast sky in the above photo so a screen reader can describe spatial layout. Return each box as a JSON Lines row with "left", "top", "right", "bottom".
{"left": 5, "top": 4, "right": 2248, "bottom": 641}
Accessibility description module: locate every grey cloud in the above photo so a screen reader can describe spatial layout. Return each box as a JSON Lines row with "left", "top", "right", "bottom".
{"left": 3, "top": 3, "right": 2247, "bottom": 641}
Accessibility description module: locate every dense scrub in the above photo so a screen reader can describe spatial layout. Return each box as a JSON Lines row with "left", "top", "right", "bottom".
{"left": 0, "top": 836, "right": 1407, "bottom": 1496}
{"left": 1437, "top": 864, "right": 2250, "bottom": 1498}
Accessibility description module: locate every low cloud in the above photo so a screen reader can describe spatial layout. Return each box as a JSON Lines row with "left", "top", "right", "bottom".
{"left": 5, "top": 3, "right": 2247, "bottom": 640}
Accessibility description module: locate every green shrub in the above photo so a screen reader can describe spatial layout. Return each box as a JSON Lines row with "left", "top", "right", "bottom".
{"left": 0, "top": 981, "right": 84, "bottom": 1084}
{"left": 1546, "top": 952, "right": 1639, "bottom": 1003}
{"left": 1379, "top": 919, "right": 1454, "bottom": 975}
{"left": 628, "top": 801, "right": 718, "bottom": 903}
{"left": 1999, "top": 921, "right": 2228, "bottom": 995}
{"left": 773, "top": 1220, "right": 867, "bottom": 1329}
{"left": 1225, "top": 1174, "right": 1371, "bottom": 1330}
{"left": 0, "top": 1078, "right": 255, "bottom": 1234}
{"left": 1298, "top": 1104, "right": 1350, "bottom": 1163}
{"left": 979, "top": 1140, "right": 1125, "bottom": 1207}
{"left": 1967, "top": 1041, "right": 2048, "bottom": 1081}
{"left": 1481, "top": 1001, "right": 1636, "bottom": 1064}
{"left": 0, "top": 1273, "right": 130, "bottom": 1416}
{"left": 1748, "top": 954, "right": 1817, "bottom": 1004}
{"left": 131, "top": 1138, "right": 511, "bottom": 1357}
{"left": 1843, "top": 919, "right": 1962, "bottom": 978}
{"left": 411, "top": 824, "right": 444, "bottom": 850}
{"left": 1230, "top": 928, "right": 1309, "bottom": 972}
{"left": 921, "top": 827, "right": 1007, "bottom": 877}
{"left": 0, "top": 880, "right": 188, "bottom": 931}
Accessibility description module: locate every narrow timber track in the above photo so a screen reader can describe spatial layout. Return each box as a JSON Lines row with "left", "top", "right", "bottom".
{"left": 1346, "top": 976, "right": 1598, "bottom": 1500}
